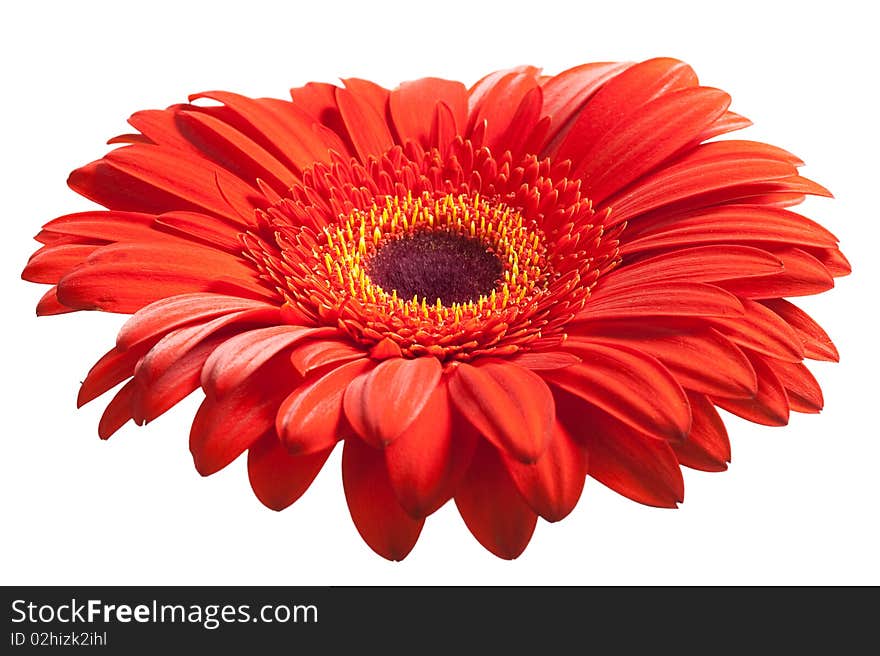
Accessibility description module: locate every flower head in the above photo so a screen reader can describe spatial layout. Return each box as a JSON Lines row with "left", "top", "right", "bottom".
{"left": 23, "top": 58, "right": 848, "bottom": 559}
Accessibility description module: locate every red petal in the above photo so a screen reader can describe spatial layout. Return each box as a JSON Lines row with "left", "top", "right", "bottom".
{"left": 56, "top": 242, "right": 273, "bottom": 313}
{"left": 107, "top": 133, "right": 152, "bottom": 145}
{"left": 577, "top": 87, "right": 730, "bottom": 203}
{"left": 467, "top": 65, "right": 540, "bottom": 131}
{"left": 502, "top": 420, "right": 588, "bottom": 522}
{"left": 577, "top": 281, "right": 743, "bottom": 322}
{"left": 78, "top": 343, "right": 154, "bottom": 407}
{"left": 519, "top": 115, "right": 552, "bottom": 158}
{"left": 33, "top": 231, "right": 97, "bottom": 246}
{"left": 573, "top": 328, "right": 756, "bottom": 399}
{"left": 289, "top": 81, "right": 346, "bottom": 132}
{"left": 552, "top": 57, "right": 697, "bottom": 162}
{"left": 507, "top": 350, "right": 581, "bottom": 371}
{"left": 201, "top": 325, "right": 334, "bottom": 397}
{"left": 277, "top": 359, "right": 372, "bottom": 455}
{"left": 600, "top": 245, "right": 784, "bottom": 292}
{"left": 385, "top": 382, "right": 478, "bottom": 518}
{"left": 260, "top": 97, "right": 351, "bottom": 157}
{"left": 342, "top": 437, "right": 424, "bottom": 561}
{"left": 189, "top": 91, "right": 335, "bottom": 172}
{"left": 174, "top": 109, "right": 300, "bottom": 192}
{"left": 429, "top": 101, "right": 459, "bottom": 152}
{"left": 101, "top": 145, "right": 262, "bottom": 223}
{"left": 556, "top": 392, "right": 684, "bottom": 507}
{"left": 494, "top": 85, "right": 543, "bottom": 158}
{"left": 335, "top": 87, "right": 394, "bottom": 163}
{"left": 98, "top": 380, "right": 136, "bottom": 439}
{"left": 712, "top": 352, "right": 790, "bottom": 426}
{"left": 22, "top": 244, "right": 100, "bottom": 283}
{"left": 154, "top": 211, "right": 246, "bottom": 253}
{"left": 128, "top": 303, "right": 272, "bottom": 362}
{"left": 709, "top": 298, "right": 804, "bottom": 363}
{"left": 539, "top": 61, "right": 631, "bottom": 151}
{"left": 764, "top": 359, "right": 824, "bottom": 414}
{"left": 40, "top": 210, "right": 184, "bottom": 245}
{"left": 389, "top": 77, "right": 467, "bottom": 148}
{"left": 620, "top": 205, "right": 839, "bottom": 255}
{"left": 36, "top": 287, "right": 72, "bottom": 315}
{"left": 126, "top": 106, "right": 202, "bottom": 152}
{"left": 605, "top": 152, "right": 800, "bottom": 224}
{"left": 341, "top": 78, "right": 391, "bottom": 122}
{"left": 189, "top": 356, "right": 292, "bottom": 476}
{"left": 117, "top": 293, "right": 276, "bottom": 350}
{"left": 687, "top": 112, "right": 753, "bottom": 148}
{"left": 247, "top": 433, "right": 333, "bottom": 511}
{"left": 289, "top": 338, "right": 365, "bottom": 376}
{"left": 672, "top": 392, "right": 731, "bottom": 472}
{"left": 547, "top": 340, "right": 691, "bottom": 442}
{"left": 454, "top": 439, "right": 538, "bottom": 560}
{"left": 759, "top": 299, "right": 839, "bottom": 362}
{"left": 469, "top": 72, "right": 538, "bottom": 148}
{"left": 131, "top": 330, "right": 226, "bottom": 424}
{"left": 68, "top": 161, "right": 204, "bottom": 218}
{"left": 368, "top": 337, "right": 403, "bottom": 360}
{"left": 735, "top": 191, "right": 807, "bottom": 208}
{"left": 717, "top": 248, "right": 834, "bottom": 299}
{"left": 343, "top": 357, "right": 442, "bottom": 448}
{"left": 658, "top": 138, "right": 804, "bottom": 168}
{"left": 810, "top": 246, "right": 851, "bottom": 278}
{"left": 129, "top": 308, "right": 278, "bottom": 391}
{"left": 449, "top": 360, "right": 555, "bottom": 463}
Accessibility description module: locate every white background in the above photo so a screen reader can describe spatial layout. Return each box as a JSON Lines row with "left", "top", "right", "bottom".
{"left": 2, "top": 0, "right": 877, "bottom": 585}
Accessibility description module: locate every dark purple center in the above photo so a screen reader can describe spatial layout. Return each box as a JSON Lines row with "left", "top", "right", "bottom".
{"left": 367, "top": 231, "right": 503, "bottom": 304}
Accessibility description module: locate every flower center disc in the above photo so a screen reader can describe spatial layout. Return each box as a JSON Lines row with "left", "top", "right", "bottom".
{"left": 259, "top": 178, "right": 616, "bottom": 360}
{"left": 367, "top": 231, "right": 503, "bottom": 305}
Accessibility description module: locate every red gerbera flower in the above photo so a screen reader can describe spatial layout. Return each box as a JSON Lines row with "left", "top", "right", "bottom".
{"left": 22, "top": 58, "right": 848, "bottom": 560}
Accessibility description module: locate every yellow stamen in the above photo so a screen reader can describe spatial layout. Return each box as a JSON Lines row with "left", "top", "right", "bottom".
{"left": 317, "top": 191, "right": 548, "bottom": 325}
